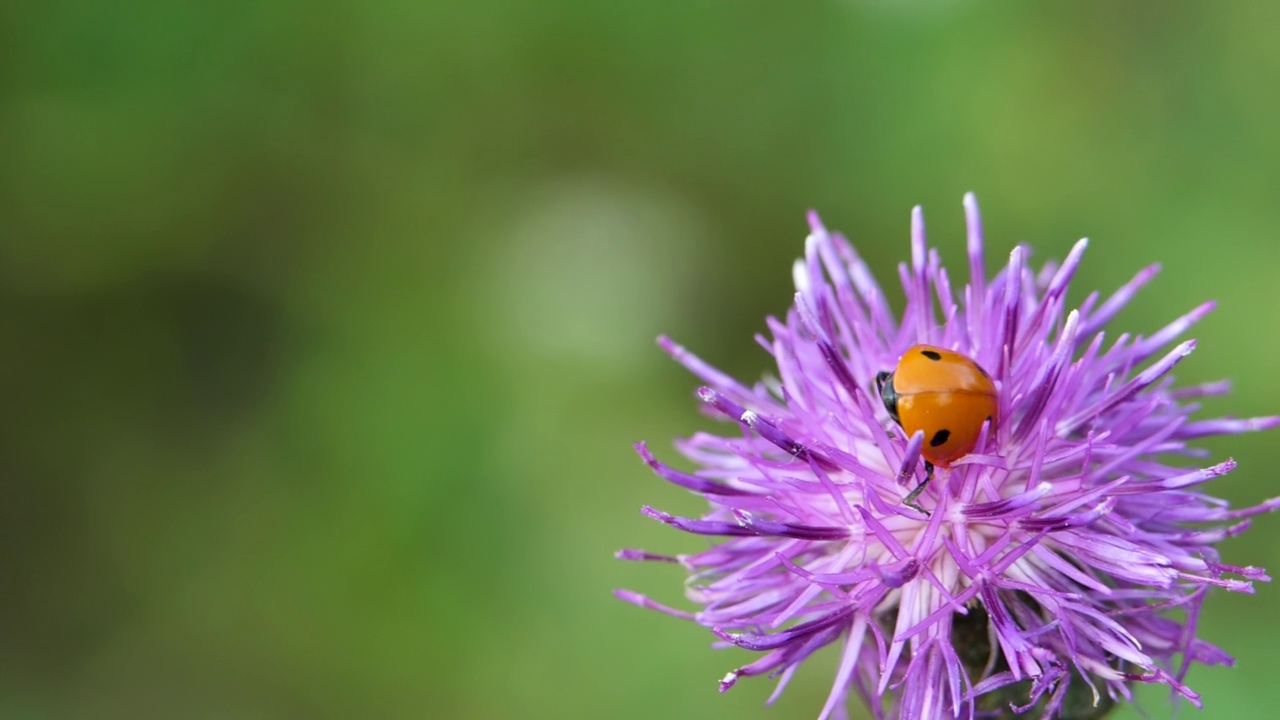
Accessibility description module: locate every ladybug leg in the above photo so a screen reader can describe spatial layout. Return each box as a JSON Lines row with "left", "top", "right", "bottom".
{"left": 902, "top": 461, "right": 935, "bottom": 515}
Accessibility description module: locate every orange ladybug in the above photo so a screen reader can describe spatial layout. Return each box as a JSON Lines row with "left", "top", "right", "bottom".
{"left": 875, "top": 344, "right": 998, "bottom": 513}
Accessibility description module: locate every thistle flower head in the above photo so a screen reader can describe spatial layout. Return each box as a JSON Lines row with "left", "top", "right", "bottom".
{"left": 617, "top": 195, "right": 1279, "bottom": 719}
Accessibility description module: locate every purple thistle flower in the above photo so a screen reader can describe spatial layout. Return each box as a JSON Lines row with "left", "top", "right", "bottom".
{"left": 617, "top": 194, "right": 1280, "bottom": 720}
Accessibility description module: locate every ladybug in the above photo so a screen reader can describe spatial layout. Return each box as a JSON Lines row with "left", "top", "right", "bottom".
{"left": 875, "top": 344, "right": 998, "bottom": 514}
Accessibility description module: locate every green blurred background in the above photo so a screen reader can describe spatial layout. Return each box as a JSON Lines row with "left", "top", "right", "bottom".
{"left": 3, "top": 1, "right": 1279, "bottom": 718}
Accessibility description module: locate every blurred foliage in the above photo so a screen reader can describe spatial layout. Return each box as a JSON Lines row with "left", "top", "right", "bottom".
{"left": 2, "top": 1, "right": 1280, "bottom": 718}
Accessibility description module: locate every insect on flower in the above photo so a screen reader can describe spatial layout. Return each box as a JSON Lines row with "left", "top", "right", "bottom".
{"left": 616, "top": 194, "right": 1280, "bottom": 720}
{"left": 875, "top": 344, "right": 999, "bottom": 515}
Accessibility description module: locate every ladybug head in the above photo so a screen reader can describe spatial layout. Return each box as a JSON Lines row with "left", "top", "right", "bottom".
{"left": 875, "top": 370, "right": 900, "bottom": 423}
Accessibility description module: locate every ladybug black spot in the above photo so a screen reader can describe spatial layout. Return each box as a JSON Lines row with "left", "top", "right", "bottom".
{"left": 921, "top": 350, "right": 942, "bottom": 361}
{"left": 930, "top": 429, "right": 951, "bottom": 447}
